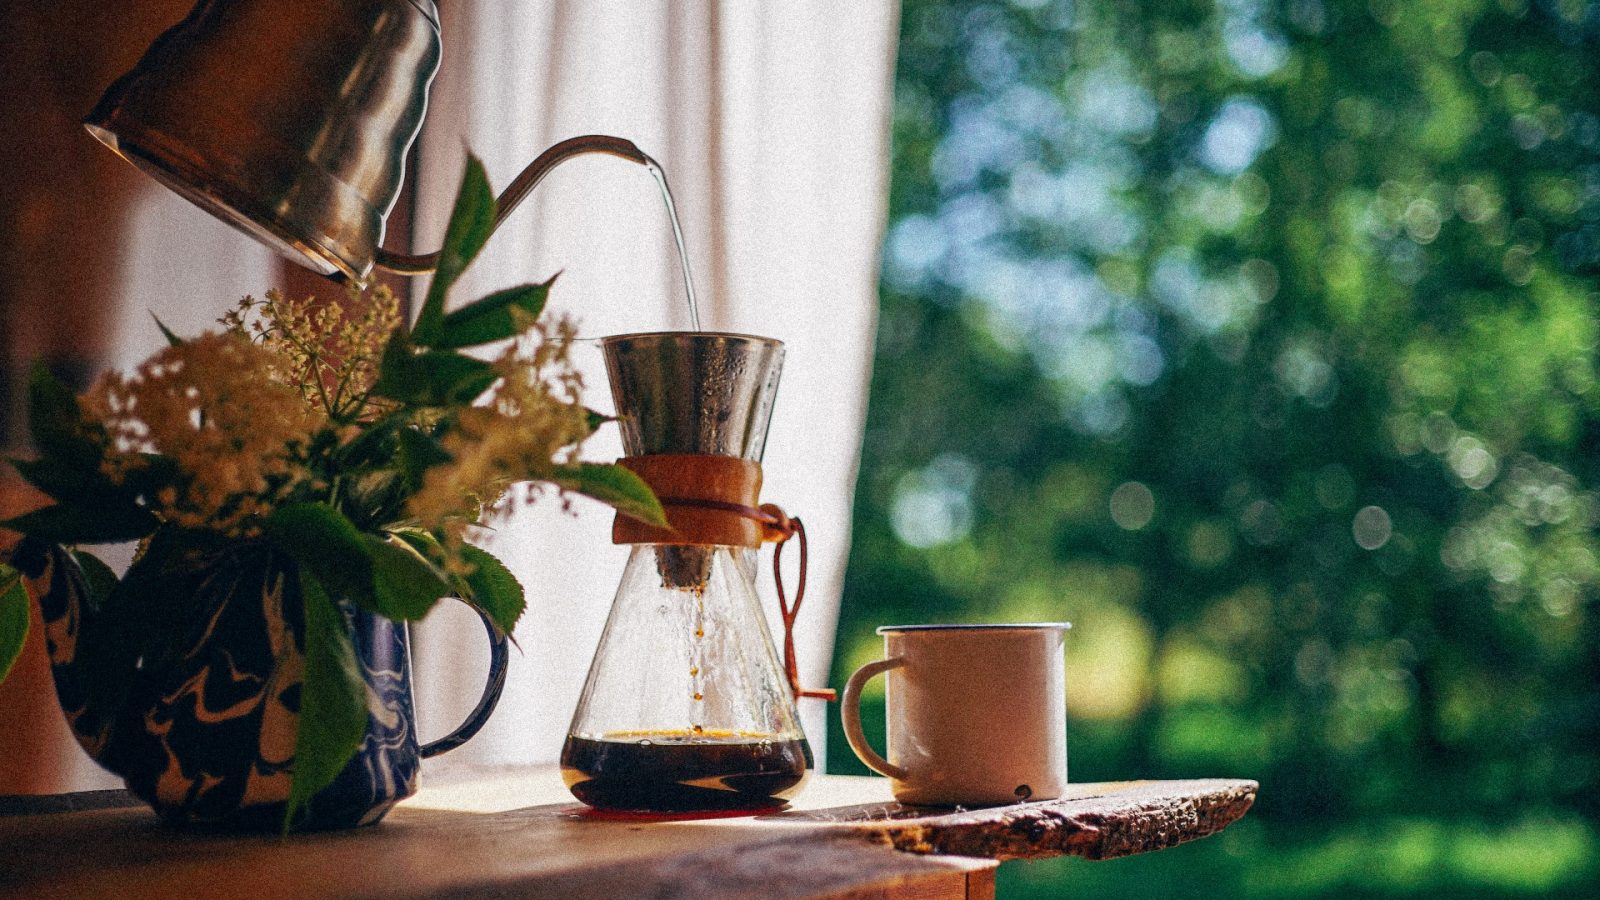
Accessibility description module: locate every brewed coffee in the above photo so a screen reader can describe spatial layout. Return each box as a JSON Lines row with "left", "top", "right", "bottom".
{"left": 560, "top": 730, "right": 812, "bottom": 812}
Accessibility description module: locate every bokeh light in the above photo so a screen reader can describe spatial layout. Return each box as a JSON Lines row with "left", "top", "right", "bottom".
{"left": 835, "top": 0, "right": 1600, "bottom": 895}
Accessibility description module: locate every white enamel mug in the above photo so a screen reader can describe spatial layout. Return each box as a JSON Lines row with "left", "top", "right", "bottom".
{"left": 841, "top": 623, "right": 1070, "bottom": 806}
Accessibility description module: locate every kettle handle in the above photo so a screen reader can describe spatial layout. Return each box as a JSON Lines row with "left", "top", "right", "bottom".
{"left": 418, "top": 597, "right": 509, "bottom": 758}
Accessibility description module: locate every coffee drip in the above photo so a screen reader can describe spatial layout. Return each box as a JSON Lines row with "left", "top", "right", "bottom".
{"left": 562, "top": 332, "right": 814, "bottom": 813}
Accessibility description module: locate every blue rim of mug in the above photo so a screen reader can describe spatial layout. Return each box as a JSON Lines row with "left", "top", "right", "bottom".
{"left": 876, "top": 622, "right": 1071, "bottom": 634}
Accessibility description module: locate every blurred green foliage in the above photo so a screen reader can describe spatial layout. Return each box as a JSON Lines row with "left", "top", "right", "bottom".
{"left": 827, "top": 0, "right": 1600, "bottom": 895}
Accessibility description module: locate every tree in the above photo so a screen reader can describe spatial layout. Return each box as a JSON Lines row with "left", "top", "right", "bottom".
{"left": 831, "top": 1, "right": 1600, "bottom": 894}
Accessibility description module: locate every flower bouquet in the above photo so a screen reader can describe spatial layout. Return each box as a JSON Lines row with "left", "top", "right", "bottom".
{"left": 0, "top": 156, "right": 664, "bottom": 830}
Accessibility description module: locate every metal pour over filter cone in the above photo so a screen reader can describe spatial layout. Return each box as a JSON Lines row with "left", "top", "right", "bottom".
{"left": 601, "top": 332, "right": 785, "bottom": 589}
{"left": 570, "top": 332, "right": 807, "bottom": 813}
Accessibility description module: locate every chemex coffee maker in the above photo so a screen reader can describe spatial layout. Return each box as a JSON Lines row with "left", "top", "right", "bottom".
{"left": 562, "top": 333, "right": 834, "bottom": 813}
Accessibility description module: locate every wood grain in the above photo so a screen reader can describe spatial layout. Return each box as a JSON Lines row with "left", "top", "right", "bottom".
{"left": 810, "top": 779, "right": 1260, "bottom": 861}
{"left": 0, "top": 769, "right": 1254, "bottom": 899}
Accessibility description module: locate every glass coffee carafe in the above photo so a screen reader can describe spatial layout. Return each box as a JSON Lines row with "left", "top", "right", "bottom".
{"left": 561, "top": 332, "right": 815, "bottom": 813}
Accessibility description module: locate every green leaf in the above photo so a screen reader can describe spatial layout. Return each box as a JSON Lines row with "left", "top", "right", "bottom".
{"left": 413, "top": 155, "right": 496, "bottom": 346}
{"left": 151, "top": 313, "right": 184, "bottom": 347}
{"left": 71, "top": 551, "right": 118, "bottom": 607}
{"left": 0, "top": 566, "right": 29, "bottom": 685}
{"left": 584, "top": 407, "right": 613, "bottom": 433}
{"left": 334, "top": 409, "right": 407, "bottom": 470}
{"left": 429, "top": 278, "right": 555, "bottom": 350}
{"left": 119, "top": 454, "right": 183, "bottom": 501}
{"left": 415, "top": 353, "right": 498, "bottom": 405}
{"left": 7, "top": 451, "right": 155, "bottom": 532}
{"left": 263, "top": 504, "right": 448, "bottom": 623}
{"left": 389, "top": 532, "right": 523, "bottom": 649}
{"left": 26, "top": 363, "right": 101, "bottom": 472}
{"left": 262, "top": 503, "right": 376, "bottom": 610}
{"left": 14, "top": 365, "right": 145, "bottom": 520}
{"left": 1, "top": 501, "right": 157, "bottom": 545}
{"left": 552, "top": 463, "right": 668, "bottom": 528}
{"left": 372, "top": 333, "right": 421, "bottom": 401}
{"left": 361, "top": 534, "right": 449, "bottom": 621}
{"left": 395, "top": 427, "right": 452, "bottom": 491}
{"left": 373, "top": 335, "right": 499, "bottom": 407}
{"left": 285, "top": 567, "right": 367, "bottom": 832}
{"left": 456, "top": 545, "right": 525, "bottom": 636}
{"left": 388, "top": 527, "right": 443, "bottom": 560}
{"left": 338, "top": 470, "right": 408, "bottom": 534}
{"left": 7, "top": 456, "right": 104, "bottom": 505}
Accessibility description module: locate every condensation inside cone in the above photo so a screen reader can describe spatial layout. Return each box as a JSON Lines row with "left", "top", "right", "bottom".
{"left": 655, "top": 546, "right": 714, "bottom": 590}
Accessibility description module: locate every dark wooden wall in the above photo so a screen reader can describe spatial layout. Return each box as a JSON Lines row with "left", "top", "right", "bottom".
{"left": 0, "top": 0, "right": 417, "bottom": 792}
{"left": 0, "top": 0, "right": 198, "bottom": 795}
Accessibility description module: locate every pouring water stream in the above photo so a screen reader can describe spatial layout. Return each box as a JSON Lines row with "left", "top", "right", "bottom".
{"left": 641, "top": 156, "right": 706, "bottom": 729}
{"left": 643, "top": 157, "right": 702, "bottom": 332}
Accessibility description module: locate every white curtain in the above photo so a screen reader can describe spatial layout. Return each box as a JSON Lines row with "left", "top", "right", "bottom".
{"left": 116, "top": 195, "right": 279, "bottom": 371}
{"left": 409, "top": 2, "right": 899, "bottom": 767}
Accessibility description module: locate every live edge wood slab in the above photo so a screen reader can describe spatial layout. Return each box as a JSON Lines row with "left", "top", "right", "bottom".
{"left": 0, "top": 767, "right": 1256, "bottom": 900}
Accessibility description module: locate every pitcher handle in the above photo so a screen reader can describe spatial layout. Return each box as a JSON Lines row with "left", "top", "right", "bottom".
{"left": 419, "top": 598, "right": 509, "bottom": 758}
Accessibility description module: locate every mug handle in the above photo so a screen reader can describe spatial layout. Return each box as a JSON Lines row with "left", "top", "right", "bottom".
{"left": 840, "top": 656, "right": 910, "bottom": 780}
{"left": 419, "top": 598, "right": 510, "bottom": 758}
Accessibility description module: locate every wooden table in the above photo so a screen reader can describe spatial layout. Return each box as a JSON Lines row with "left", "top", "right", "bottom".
{"left": 0, "top": 767, "right": 1257, "bottom": 899}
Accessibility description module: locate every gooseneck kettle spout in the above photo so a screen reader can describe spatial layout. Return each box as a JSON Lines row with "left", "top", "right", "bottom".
{"left": 372, "top": 135, "right": 652, "bottom": 276}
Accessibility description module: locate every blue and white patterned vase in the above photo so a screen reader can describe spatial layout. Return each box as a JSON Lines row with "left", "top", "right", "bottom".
{"left": 11, "top": 536, "right": 507, "bottom": 831}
